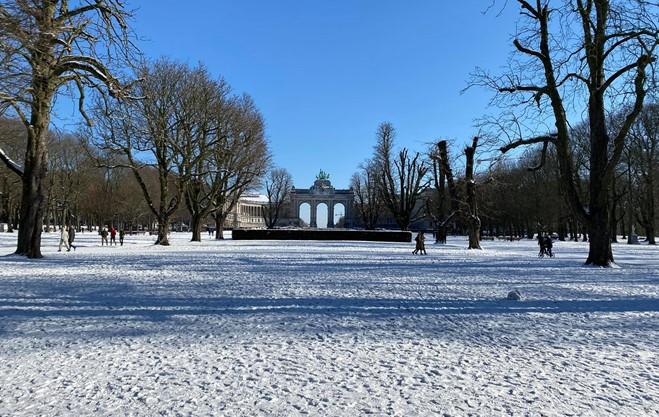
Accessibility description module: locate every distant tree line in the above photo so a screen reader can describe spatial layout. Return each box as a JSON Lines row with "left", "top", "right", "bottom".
{"left": 350, "top": 103, "right": 658, "bottom": 254}
{"left": 0, "top": 0, "right": 656, "bottom": 267}
{"left": 0, "top": 1, "right": 270, "bottom": 255}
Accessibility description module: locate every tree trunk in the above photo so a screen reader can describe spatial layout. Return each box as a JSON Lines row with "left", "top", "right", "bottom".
{"left": 586, "top": 209, "right": 613, "bottom": 265}
{"left": 155, "top": 219, "right": 170, "bottom": 246}
{"left": 644, "top": 223, "right": 656, "bottom": 245}
{"left": 435, "top": 225, "right": 447, "bottom": 244}
{"left": 216, "top": 222, "right": 225, "bottom": 239}
{"left": 16, "top": 99, "right": 52, "bottom": 257}
{"left": 645, "top": 171, "right": 656, "bottom": 244}
{"left": 586, "top": 110, "right": 613, "bottom": 264}
{"left": 467, "top": 218, "right": 481, "bottom": 250}
{"left": 464, "top": 139, "right": 481, "bottom": 250}
{"left": 190, "top": 214, "right": 202, "bottom": 242}
{"left": 215, "top": 214, "right": 225, "bottom": 240}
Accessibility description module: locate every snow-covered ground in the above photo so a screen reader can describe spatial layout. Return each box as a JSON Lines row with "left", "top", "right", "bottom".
{"left": 0, "top": 232, "right": 657, "bottom": 416}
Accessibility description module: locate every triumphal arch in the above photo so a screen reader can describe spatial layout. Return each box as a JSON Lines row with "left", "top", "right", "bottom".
{"left": 289, "top": 170, "right": 354, "bottom": 228}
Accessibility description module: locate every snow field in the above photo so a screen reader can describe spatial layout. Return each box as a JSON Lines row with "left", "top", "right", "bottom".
{"left": 0, "top": 232, "right": 657, "bottom": 416}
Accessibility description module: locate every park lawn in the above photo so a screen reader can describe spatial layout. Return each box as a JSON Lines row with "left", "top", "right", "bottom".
{"left": 0, "top": 232, "right": 657, "bottom": 416}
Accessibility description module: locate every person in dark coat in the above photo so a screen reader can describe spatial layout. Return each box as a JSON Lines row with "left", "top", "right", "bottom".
{"left": 544, "top": 235, "right": 554, "bottom": 257}
{"left": 100, "top": 227, "right": 109, "bottom": 246}
{"left": 119, "top": 228, "right": 125, "bottom": 246}
{"left": 538, "top": 233, "right": 546, "bottom": 257}
{"left": 68, "top": 225, "right": 76, "bottom": 251}
{"left": 413, "top": 232, "right": 427, "bottom": 255}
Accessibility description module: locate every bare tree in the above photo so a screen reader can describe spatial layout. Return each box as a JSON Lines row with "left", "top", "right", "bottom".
{"left": 91, "top": 60, "right": 198, "bottom": 246}
{"left": 477, "top": 0, "right": 658, "bottom": 266}
{"left": 350, "top": 159, "right": 383, "bottom": 230}
{"left": 183, "top": 92, "right": 269, "bottom": 241}
{"left": 629, "top": 103, "right": 658, "bottom": 244}
{"left": 426, "top": 143, "right": 449, "bottom": 243}
{"left": 262, "top": 168, "right": 292, "bottom": 229}
{"left": 210, "top": 95, "right": 270, "bottom": 239}
{"left": 435, "top": 138, "right": 483, "bottom": 249}
{"left": 374, "top": 122, "right": 429, "bottom": 231}
{"left": 178, "top": 70, "right": 230, "bottom": 242}
{"left": 0, "top": 0, "right": 137, "bottom": 257}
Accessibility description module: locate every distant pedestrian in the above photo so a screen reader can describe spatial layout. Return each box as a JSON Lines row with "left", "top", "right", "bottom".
{"left": 100, "top": 227, "right": 109, "bottom": 246}
{"left": 537, "top": 233, "right": 546, "bottom": 257}
{"left": 110, "top": 226, "right": 117, "bottom": 246}
{"left": 68, "top": 225, "right": 76, "bottom": 251}
{"left": 544, "top": 235, "right": 554, "bottom": 258}
{"left": 58, "top": 226, "right": 71, "bottom": 252}
{"left": 119, "top": 228, "right": 125, "bottom": 246}
{"left": 207, "top": 226, "right": 212, "bottom": 236}
{"left": 413, "top": 231, "right": 427, "bottom": 255}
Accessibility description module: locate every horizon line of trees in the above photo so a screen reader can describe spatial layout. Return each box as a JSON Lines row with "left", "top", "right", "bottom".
{"left": 350, "top": 103, "right": 658, "bottom": 252}
{"left": 0, "top": 0, "right": 657, "bottom": 268}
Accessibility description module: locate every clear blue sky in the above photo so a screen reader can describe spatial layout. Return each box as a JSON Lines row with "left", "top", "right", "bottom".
{"left": 57, "top": 1, "right": 520, "bottom": 189}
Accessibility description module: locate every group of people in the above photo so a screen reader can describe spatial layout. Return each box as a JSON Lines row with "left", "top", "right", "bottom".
{"left": 57, "top": 225, "right": 128, "bottom": 251}
{"left": 413, "top": 231, "right": 427, "bottom": 255}
{"left": 58, "top": 225, "right": 76, "bottom": 252}
{"left": 100, "top": 226, "right": 125, "bottom": 246}
{"left": 537, "top": 234, "right": 554, "bottom": 258}
{"left": 412, "top": 231, "right": 555, "bottom": 258}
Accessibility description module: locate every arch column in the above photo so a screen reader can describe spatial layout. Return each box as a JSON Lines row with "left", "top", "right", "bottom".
{"left": 310, "top": 201, "right": 317, "bottom": 228}
{"left": 344, "top": 199, "right": 352, "bottom": 228}
{"left": 327, "top": 202, "right": 335, "bottom": 228}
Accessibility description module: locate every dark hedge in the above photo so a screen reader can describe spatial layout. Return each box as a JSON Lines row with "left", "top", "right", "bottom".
{"left": 232, "top": 229, "right": 412, "bottom": 242}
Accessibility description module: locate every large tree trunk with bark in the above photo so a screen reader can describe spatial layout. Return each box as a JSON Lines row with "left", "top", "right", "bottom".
{"left": 586, "top": 103, "right": 614, "bottom": 265}
{"left": 467, "top": 217, "right": 481, "bottom": 250}
{"left": 587, "top": 209, "right": 613, "bottom": 265}
{"left": 16, "top": 86, "right": 53, "bottom": 258}
{"left": 155, "top": 218, "right": 170, "bottom": 246}
{"left": 190, "top": 214, "right": 203, "bottom": 242}
{"left": 464, "top": 138, "right": 481, "bottom": 250}
{"left": 435, "top": 226, "right": 447, "bottom": 244}
{"left": 215, "top": 216, "right": 226, "bottom": 240}
{"left": 644, "top": 223, "right": 656, "bottom": 245}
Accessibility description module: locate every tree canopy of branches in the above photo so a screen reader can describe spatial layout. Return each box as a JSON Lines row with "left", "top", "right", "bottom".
{"left": 91, "top": 59, "right": 210, "bottom": 246}
{"left": 350, "top": 159, "right": 383, "bottom": 230}
{"left": 476, "top": 0, "right": 658, "bottom": 266}
{"left": 426, "top": 142, "right": 450, "bottom": 243}
{"left": 0, "top": 0, "right": 137, "bottom": 257}
{"left": 373, "top": 122, "right": 429, "bottom": 231}
{"left": 628, "top": 103, "right": 658, "bottom": 243}
{"left": 209, "top": 95, "right": 269, "bottom": 240}
{"left": 262, "top": 168, "right": 292, "bottom": 229}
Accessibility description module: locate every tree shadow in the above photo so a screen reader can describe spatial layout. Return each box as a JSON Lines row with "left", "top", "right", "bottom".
{"left": 1, "top": 276, "right": 657, "bottom": 341}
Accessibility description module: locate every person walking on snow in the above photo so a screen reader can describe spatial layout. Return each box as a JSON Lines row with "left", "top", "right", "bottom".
{"left": 537, "top": 233, "right": 547, "bottom": 257}
{"left": 68, "top": 225, "right": 76, "bottom": 251}
{"left": 100, "top": 227, "right": 109, "bottom": 246}
{"left": 413, "top": 231, "right": 427, "bottom": 255}
{"left": 119, "top": 228, "right": 125, "bottom": 246}
{"left": 110, "top": 226, "right": 117, "bottom": 246}
{"left": 544, "top": 235, "right": 554, "bottom": 258}
{"left": 58, "top": 226, "right": 71, "bottom": 252}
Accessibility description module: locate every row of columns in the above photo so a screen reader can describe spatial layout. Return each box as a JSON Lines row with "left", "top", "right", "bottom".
{"left": 294, "top": 200, "right": 351, "bottom": 228}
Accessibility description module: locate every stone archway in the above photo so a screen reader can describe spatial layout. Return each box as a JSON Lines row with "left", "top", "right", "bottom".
{"left": 333, "top": 202, "right": 346, "bottom": 228}
{"left": 298, "top": 202, "right": 311, "bottom": 227}
{"left": 316, "top": 203, "right": 328, "bottom": 228}
{"left": 289, "top": 171, "right": 355, "bottom": 228}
